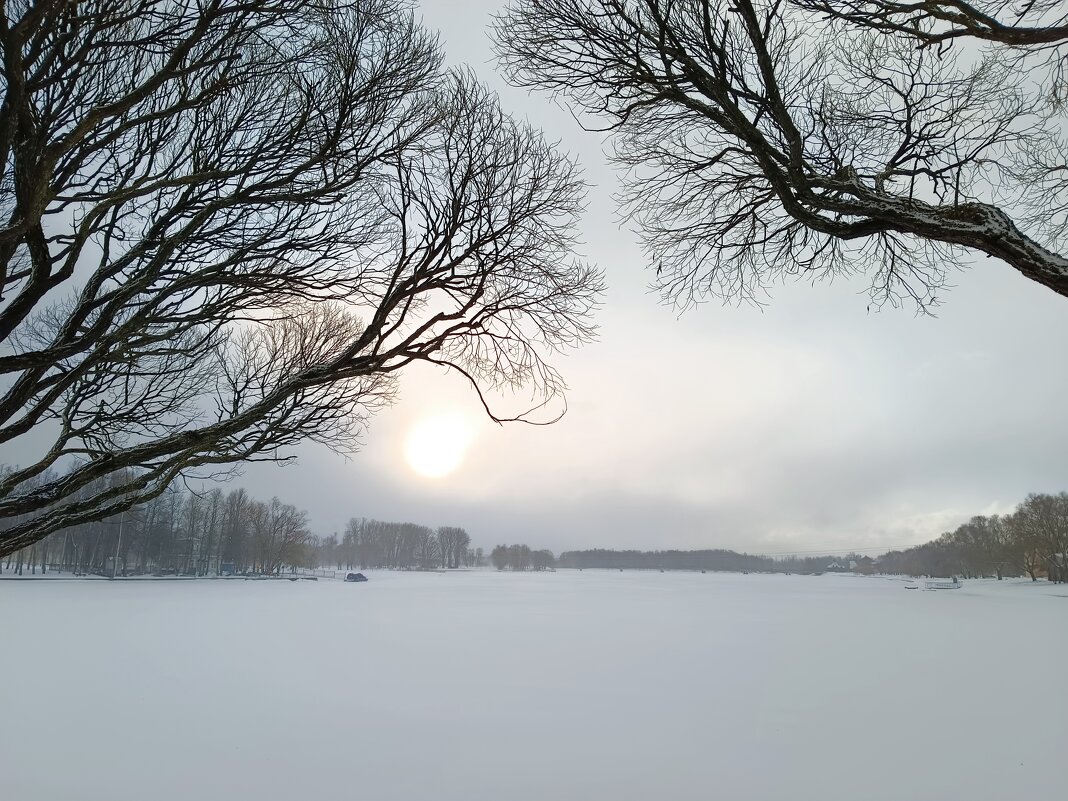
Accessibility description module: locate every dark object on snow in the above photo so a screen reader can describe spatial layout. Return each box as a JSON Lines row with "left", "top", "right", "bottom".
{"left": 345, "top": 572, "right": 368, "bottom": 582}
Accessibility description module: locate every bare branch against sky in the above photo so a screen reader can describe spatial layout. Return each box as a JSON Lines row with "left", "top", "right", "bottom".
{"left": 495, "top": 0, "right": 1068, "bottom": 310}
{"left": 0, "top": 0, "right": 601, "bottom": 557}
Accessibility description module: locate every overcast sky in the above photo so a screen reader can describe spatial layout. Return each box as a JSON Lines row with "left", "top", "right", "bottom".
{"left": 237, "top": 0, "right": 1068, "bottom": 556}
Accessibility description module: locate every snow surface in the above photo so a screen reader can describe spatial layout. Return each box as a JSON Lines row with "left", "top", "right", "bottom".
{"left": 2, "top": 571, "right": 1065, "bottom": 801}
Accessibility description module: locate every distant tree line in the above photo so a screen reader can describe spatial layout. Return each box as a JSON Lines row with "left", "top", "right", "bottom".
{"left": 0, "top": 466, "right": 482, "bottom": 576}
{"left": 878, "top": 493, "right": 1068, "bottom": 582}
{"left": 557, "top": 548, "right": 836, "bottom": 574}
{"left": 0, "top": 469, "right": 313, "bottom": 576}
{"left": 560, "top": 492, "right": 1068, "bottom": 582}
{"left": 319, "top": 520, "right": 480, "bottom": 571}
{"left": 490, "top": 544, "right": 555, "bottom": 571}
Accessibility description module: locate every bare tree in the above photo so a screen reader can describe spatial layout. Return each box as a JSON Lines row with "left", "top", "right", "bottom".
{"left": 0, "top": 0, "right": 601, "bottom": 556}
{"left": 495, "top": 0, "right": 1068, "bottom": 310}
{"left": 490, "top": 544, "right": 509, "bottom": 570}
{"left": 531, "top": 548, "right": 555, "bottom": 570}
{"left": 1002, "top": 510, "right": 1045, "bottom": 581}
{"left": 221, "top": 488, "right": 250, "bottom": 571}
{"left": 435, "top": 525, "right": 470, "bottom": 568}
{"left": 262, "top": 498, "right": 311, "bottom": 574}
{"left": 1014, "top": 492, "right": 1068, "bottom": 581}
{"left": 418, "top": 526, "right": 441, "bottom": 569}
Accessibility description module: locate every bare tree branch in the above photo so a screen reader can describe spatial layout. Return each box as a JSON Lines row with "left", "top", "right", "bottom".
{"left": 792, "top": 1, "right": 1068, "bottom": 48}
{"left": 494, "top": 0, "right": 1068, "bottom": 309}
{"left": 0, "top": 0, "right": 603, "bottom": 556}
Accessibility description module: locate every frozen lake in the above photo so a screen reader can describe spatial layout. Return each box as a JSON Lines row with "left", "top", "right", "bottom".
{"left": 2, "top": 570, "right": 1065, "bottom": 800}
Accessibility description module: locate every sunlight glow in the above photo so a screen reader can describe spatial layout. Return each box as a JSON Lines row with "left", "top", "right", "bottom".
{"left": 404, "top": 415, "right": 473, "bottom": 478}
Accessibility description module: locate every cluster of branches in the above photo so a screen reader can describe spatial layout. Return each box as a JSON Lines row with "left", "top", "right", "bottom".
{"left": 489, "top": 543, "right": 555, "bottom": 570}
{"left": 324, "top": 517, "right": 478, "bottom": 571}
{"left": 558, "top": 547, "right": 846, "bottom": 572}
{"left": 495, "top": 0, "right": 1068, "bottom": 309}
{"left": 0, "top": 468, "right": 313, "bottom": 577}
{"left": 878, "top": 492, "right": 1068, "bottom": 581}
{"left": 0, "top": 0, "right": 601, "bottom": 558}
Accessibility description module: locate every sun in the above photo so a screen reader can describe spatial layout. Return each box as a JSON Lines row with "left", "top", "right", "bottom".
{"left": 404, "top": 415, "right": 473, "bottom": 478}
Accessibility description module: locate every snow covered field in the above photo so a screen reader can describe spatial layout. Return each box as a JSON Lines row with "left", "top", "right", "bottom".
{"left": 2, "top": 571, "right": 1065, "bottom": 801}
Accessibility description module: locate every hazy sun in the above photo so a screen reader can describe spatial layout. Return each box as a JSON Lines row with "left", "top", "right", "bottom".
{"left": 404, "top": 415, "right": 472, "bottom": 478}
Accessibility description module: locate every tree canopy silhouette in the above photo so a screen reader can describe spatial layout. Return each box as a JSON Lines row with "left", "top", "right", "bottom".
{"left": 495, "top": 0, "right": 1068, "bottom": 309}
{"left": 0, "top": 0, "right": 602, "bottom": 557}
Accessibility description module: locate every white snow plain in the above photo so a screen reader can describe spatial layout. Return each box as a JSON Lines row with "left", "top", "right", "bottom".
{"left": 2, "top": 570, "right": 1066, "bottom": 801}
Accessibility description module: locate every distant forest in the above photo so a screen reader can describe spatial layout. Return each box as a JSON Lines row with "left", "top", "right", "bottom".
{"left": 490, "top": 544, "right": 554, "bottom": 571}
{"left": 875, "top": 492, "right": 1068, "bottom": 582}
{"left": 557, "top": 549, "right": 835, "bottom": 574}
{"left": 560, "top": 492, "right": 1068, "bottom": 582}
{"left": 323, "top": 520, "right": 480, "bottom": 572}
{"left": 3, "top": 470, "right": 1065, "bottom": 584}
{"left": 0, "top": 470, "right": 478, "bottom": 576}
